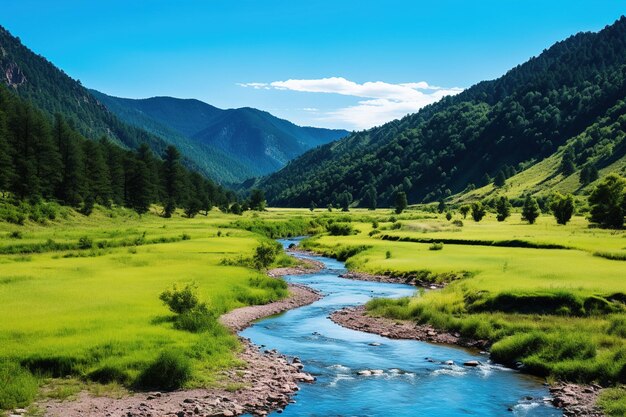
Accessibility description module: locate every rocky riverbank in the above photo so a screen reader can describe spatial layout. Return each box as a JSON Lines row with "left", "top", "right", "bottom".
{"left": 37, "top": 277, "right": 322, "bottom": 417}
{"left": 330, "top": 305, "right": 487, "bottom": 349}
{"left": 331, "top": 306, "right": 606, "bottom": 416}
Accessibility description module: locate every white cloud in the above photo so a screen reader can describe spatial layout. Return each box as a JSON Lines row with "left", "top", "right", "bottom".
{"left": 236, "top": 77, "right": 463, "bottom": 130}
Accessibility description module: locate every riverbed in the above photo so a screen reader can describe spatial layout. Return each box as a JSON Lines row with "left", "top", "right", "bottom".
{"left": 240, "top": 238, "right": 561, "bottom": 417}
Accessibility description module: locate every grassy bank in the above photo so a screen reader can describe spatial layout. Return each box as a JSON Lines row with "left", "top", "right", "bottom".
{"left": 298, "top": 209, "right": 626, "bottom": 416}
{"left": 0, "top": 207, "right": 315, "bottom": 413}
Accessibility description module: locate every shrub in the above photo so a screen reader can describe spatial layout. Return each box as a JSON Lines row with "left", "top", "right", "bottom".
{"left": 0, "top": 361, "right": 38, "bottom": 410}
{"left": 326, "top": 222, "right": 355, "bottom": 236}
{"left": 135, "top": 350, "right": 192, "bottom": 391}
{"left": 87, "top": 365, "right": 130, "bottom": 384}
{"left": 252, "top": 241, "right": 281, "bottom": 269}
{"left": 522, "top": 195, "right": 540, "bottom": 224}
{"left": 159, "top": 283, "right": 199, "bottom": 314}
{"left": 78, "top": 236, "right": 93, "bottom": 250}
{"left": 471, "top": 202, "right": 486, "bottom": 222}
{"left": 608, "top": 317, "right": 626, "bottom": 338}
{"left": 429, "top": 242, "right": 444, "bottom": 251}
{"left": 8, "top": 230, "right": 22, "bottom": 239}
{"left": 174, "top": 304, "right": 215, "bottom": 333}
{"left": 385, "top": 250, "right": 392, "bottom": 259}
{"left": 550, "top": 192, "right": 575, "bottom": 225}
{"left": 181, "top": 233, "right": 191, "bottom": 240}
{"left": 452, "top": 219, "right": 464, "bottom": 227}
{"left": 369, "top": 229, "right": 381, "bottom": 237}
{"left": 445, "top": 212, "right": 452, "bottom": 221}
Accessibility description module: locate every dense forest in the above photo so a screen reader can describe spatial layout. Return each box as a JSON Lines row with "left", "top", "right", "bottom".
{"left": 259, "top": 17, "right": 626, "bottom": 207}
{"left": 0, "top": 85, "right": 234, "bottom": 219}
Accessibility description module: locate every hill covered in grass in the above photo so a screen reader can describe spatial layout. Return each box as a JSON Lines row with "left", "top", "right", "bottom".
{"left": 259, "top": 17, "right": 626, "bottom": 207}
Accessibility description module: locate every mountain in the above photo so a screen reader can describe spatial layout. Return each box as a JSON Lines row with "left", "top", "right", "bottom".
{"left": 259, "top": 17, "right": 626, "bottom": 207}
{"left": 0, "top": 25, "right": 346, "bottom": 184}
{"left": 90, "top": 91, "right": 349, "bottom": 181}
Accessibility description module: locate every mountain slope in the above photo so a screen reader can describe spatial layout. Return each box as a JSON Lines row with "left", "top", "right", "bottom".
{"left": 90, "top": 92, "right": 350, "bottom": 180}
{"left": 259, "top": 16, "right": 626, "bottom": 207}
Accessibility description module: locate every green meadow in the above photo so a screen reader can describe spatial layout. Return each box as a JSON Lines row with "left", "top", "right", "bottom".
{"left": 299, "top": 209, "right": 626, "bottom": 416}
{"left": 2, "top": 205, "right": 626, "bottom": 415}
{"left": 0, "top": 207, "right": 315, "bottom": 412}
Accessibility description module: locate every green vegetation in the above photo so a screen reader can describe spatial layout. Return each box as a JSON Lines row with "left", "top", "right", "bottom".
{"left": 0, "top": 207, "right": 312, "bottom": 410}
{"left": 291, "top": 208, "right": 625, "bottom": 415}
{"left": 260, "top": 17, "right": 626, "bottom": 208}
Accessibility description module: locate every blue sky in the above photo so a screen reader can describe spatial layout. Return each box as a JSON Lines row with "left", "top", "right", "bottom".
{"left": 2, "top": 1, "right": 625, "bottom": 129}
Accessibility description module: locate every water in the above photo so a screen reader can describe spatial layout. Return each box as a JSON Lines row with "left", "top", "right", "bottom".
{"left": 240, "top": 238, "right": 561, "bottom": 417}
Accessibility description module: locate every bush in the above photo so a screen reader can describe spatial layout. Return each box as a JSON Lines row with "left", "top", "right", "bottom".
{"left": 159, "top": 283, "right": 199, "bottom": 314}
{"left": 78, "top": 236, "right": 93, "bottom": 250}
{"left": 88, "top": 365, "right": 130, "bottom": 384}
{"left": 471, "top": 202, "right": 486, "bottom": 222}
{"left": 8, "top": 230, "right": 22, "bottom": 239}
{"left": 385, "top": 250, "right": 392, "bottom": 259}
{"left": 326, "top": 222, "right": 355, "bottom": 236}
{"left": 429, "top": 242, "right": 444, "bottom": 251}
{"left": 369, "top": 229, "right": 381, "bottom": 237}
{"left": 0, "top": 361, "right": 38, "bottom": 410}
{"left": 174, "top": 304, "right": 215, "bottom": 333}
{"left": 135, "top": 350, "right": 192, "bottom": 391}
{"left": 452, "top": 219, "right": 464, "bottom": 227}
{"left": 252, "top": 241, "right": 282, "bottom": 269}
{"left": 550, "top": 192, "right": 575, "bottom": 225}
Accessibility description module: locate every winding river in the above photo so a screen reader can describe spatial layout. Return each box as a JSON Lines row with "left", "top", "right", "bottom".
{"left": 240, "top": 238, "right": 561, "bottom": 417}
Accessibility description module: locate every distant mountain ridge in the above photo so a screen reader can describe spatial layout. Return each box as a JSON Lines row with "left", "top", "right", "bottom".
{"left": 0, "top": 24, "right": 348, "bottom": 184}
{"left": 90, "top": 91, "right": 350, "bottom": 181}
{"left": 259, "top": 16, "right": 626, "bottom": 207}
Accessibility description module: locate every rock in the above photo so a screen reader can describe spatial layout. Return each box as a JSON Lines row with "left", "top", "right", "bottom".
{"left": 370, "top": 369, "right": 384, "bottom": 375}
{"left": 357, "top": 370, "right": 372, "bottom": 376}
{"left": 368, "top": 342, "right": 381, "bottom": 346}
{"left": 463, "top": 361, "right": 480, "bottom": 367}
{"left": 444, "top": 360, "right": 454, "bottom": 366}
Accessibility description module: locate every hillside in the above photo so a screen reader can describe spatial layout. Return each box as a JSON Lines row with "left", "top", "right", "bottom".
{"left": 91, "top": 91, "right": 350, "bottom": 180}
{"left": 259, "top": 17, "right": 626, "bottom": 207}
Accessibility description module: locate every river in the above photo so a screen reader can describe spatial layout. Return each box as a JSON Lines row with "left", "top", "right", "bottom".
{"left": 240, "top": 238, "right": 561, "bottom": 417}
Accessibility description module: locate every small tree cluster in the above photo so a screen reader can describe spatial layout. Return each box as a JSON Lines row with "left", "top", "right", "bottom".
{"left": 550, "top": 192, "right": 575, "bottom": 225}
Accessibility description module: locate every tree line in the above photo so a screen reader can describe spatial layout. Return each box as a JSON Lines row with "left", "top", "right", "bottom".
{"left": 0, "top": 85, "right": 237, "bottom": 217}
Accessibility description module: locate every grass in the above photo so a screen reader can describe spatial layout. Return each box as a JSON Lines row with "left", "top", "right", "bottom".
{"left": 295, "top": 208, "right": 626, "bottom": 416}
{"left": 0, "top": 205, "right": 315, "bottom": 411}
{"left": 2, "top": 205, "right": 625, "bottom": 414}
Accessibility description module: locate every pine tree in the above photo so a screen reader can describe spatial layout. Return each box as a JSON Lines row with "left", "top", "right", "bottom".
{"left": 560, "top": 148, "right": 576, "bottom": 176}
{"left": 249, "top": 189, "right": 266, "bottom": 211}
{"left": 162, "top": 145, "right": 182, "bottom": 217}
{"left": 101, "top": 138, "right": 125, "bottom": 205}
{"left": 362, "top": 186, "right": 377, "bottom": 210}
{"left": 0, "top": 112, "right": 14, "bottom": 197}
{"left": 125, "top": 158, "right": 152, "bottom": 214}
{"left": 521, "top": 195, "right": 540, "bottom": 224}
{"left": 493, "top": 170, "right": 506, "bottom": 187}
{"left": 394, "top": 191, "right": 408, "bottom": 214}
{"left": 83, "top": 140, "right": 111, "bottom": 206}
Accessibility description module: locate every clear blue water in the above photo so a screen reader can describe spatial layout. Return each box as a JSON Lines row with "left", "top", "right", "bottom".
{"left": 240, "top": 238, "right": 561, "bottom": 417}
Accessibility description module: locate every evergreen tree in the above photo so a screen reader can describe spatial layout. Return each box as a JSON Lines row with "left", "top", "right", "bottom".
{"left": 249, "top": 189, "right": 266, "bottom": 211}
{"left": 101, "top": 138, "right": 125, "bottom": 205}
{"left": 394, "top": 191, "right": 408, "bottom": 214}
{"left": 338, "top": 191, "right": 352, "bottom": 212}
{"left": 54, "top": 114, "right": 85, "bottom": 205}
{"left": 579, "top": 164, "right": 599, "bottom": 185}
{"left": 560, "top": 148, "right": 576, "bottom": 176}
{"left": 83, "top": 140, "right": 111, "bottom": 206}
{"left": 550, "top": 192, "right": 575, "bottom": 225}
{"left": 0, "top": 112, "right": 14, "bottom": 196}
{"left": 471, "top": 201, "right": 486, "bottom": 222}
{"left": 588, "top": 174, "right": 626, "bottom": 229}
{"left": 309, "top": 201, "right": 316, "bottom": 212}
{"left": 362, "top": 186, "right": 377, "bottom": 210}
{"left": 437, "top": 200, "right": 446, "bottom": 213}
{"left": 521, "top": 195, "right": 540, "bottom": 224}
{"left": 495, "top": 196, "right": 511, "bottom": 221}
{"left": 493, "top": 170, "right": 506, "bottom": 187}
{"left": 162, "top": 145, "right": 182, "bottom": 217}
{"left": 125, "top": 158, "right": 152, "bottom": 214}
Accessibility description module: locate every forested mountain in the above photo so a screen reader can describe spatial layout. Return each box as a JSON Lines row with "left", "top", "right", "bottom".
{"left": 259, "top": 16, "right": 626, "bottom": 207}
{"left": 91, "top": 91, "right": 349, "bottom": 180}
{"left": 0, "top": 84, "right": 234, "bottom": 216}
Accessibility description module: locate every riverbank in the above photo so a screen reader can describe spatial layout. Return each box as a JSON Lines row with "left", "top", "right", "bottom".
{"left": 331, "top": 305, "right": 605, "bottom": 417}
{"left": 36, "top": 271, "right": 323, "bottom": 417}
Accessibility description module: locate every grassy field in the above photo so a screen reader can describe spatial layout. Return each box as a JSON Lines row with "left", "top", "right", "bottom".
{"left": 0, "top": 206, "right": 320, "bottom": 413}
{"left": 2, "top": 205, "right": 625, "bottom": 415}
{"left": 298, "top": 208, "right": 626, "bottom": 416}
